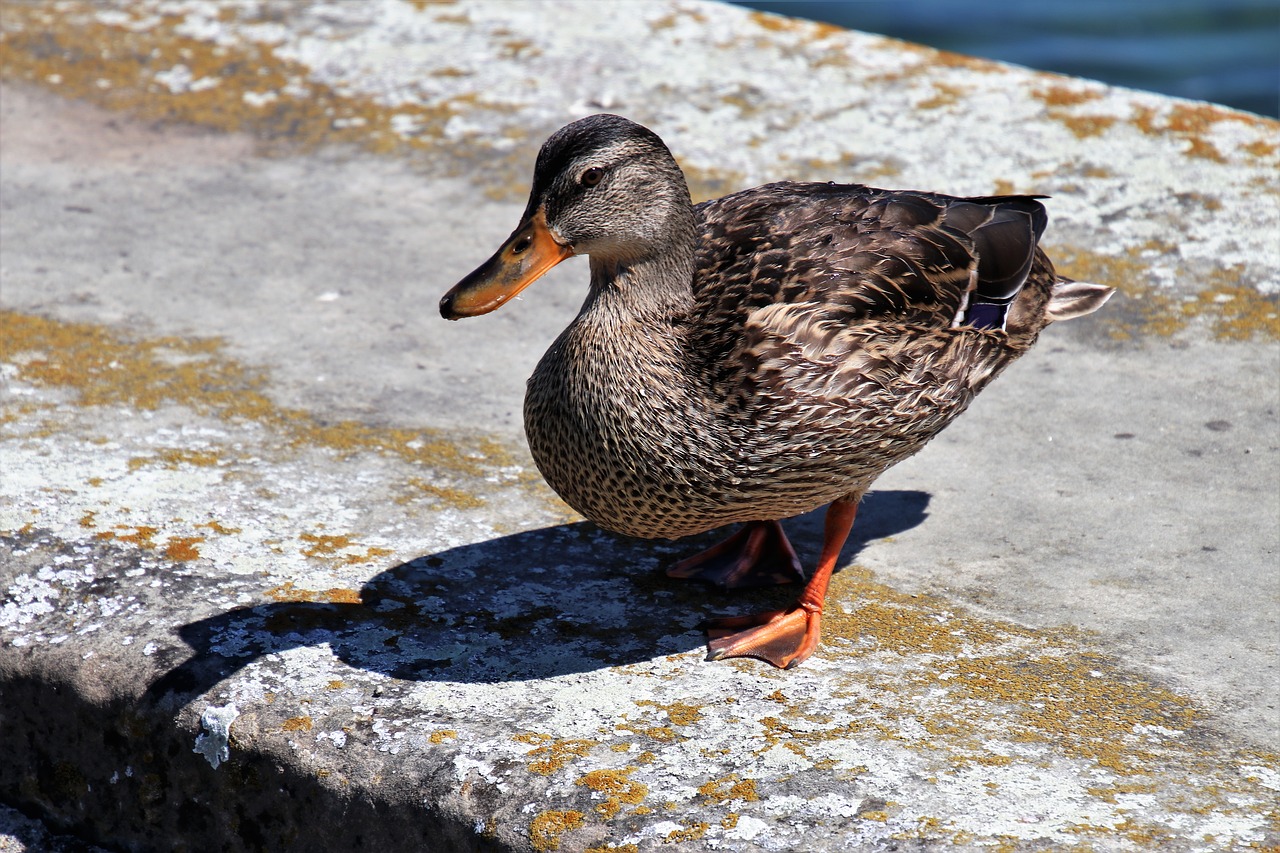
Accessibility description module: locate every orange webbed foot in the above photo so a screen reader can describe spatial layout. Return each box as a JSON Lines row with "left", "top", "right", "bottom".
{"left": 704, "top": 606, "right": 823, "bottom": 669}
{"left": 665, "top": 520, "right": 804, "bottom": 589}
{"left": 699, "top": 497, "right": 861, "bottom": 670}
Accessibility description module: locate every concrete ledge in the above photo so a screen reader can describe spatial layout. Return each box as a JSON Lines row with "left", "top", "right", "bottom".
{"left": 2, "top": 1, "right": 1277, "bottom": 851}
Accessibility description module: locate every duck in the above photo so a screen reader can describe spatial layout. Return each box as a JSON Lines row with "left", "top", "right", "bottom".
{"left": 440, "top": 114, "right": 1113, "bottom": 669}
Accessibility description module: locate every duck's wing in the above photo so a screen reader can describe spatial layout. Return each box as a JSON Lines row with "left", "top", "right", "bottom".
{"left": 692, "top": 181, "right": 1049, "bottom": 334}
{"left": 688, "top": 182, "right": 1054, "bottom": 410}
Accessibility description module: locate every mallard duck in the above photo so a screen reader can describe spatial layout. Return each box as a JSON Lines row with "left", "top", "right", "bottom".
{"left": 441, "top": 114, "right": 1112, "bottom": 668}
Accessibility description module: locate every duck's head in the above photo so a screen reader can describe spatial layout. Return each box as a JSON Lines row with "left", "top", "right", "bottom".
{"left": 440, "top": 114, "right": 692, "bottom": 319}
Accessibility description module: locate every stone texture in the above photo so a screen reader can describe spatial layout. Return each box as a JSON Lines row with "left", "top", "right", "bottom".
{"left": 1, "top": 1, "right": 1277, "bottom": 851}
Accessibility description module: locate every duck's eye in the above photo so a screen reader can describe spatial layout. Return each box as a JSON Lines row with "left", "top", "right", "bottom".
{"left": 580, "top": 167, "right": 605, "bottom": 187}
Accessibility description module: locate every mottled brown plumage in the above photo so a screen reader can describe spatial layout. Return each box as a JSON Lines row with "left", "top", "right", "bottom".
{"left": 441, "top": 114, "right": 1113, "bottom": 668}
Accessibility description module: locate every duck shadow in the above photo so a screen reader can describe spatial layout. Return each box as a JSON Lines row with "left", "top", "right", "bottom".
{"left": 145, "top": 490, "right": 929, "bottom": 703}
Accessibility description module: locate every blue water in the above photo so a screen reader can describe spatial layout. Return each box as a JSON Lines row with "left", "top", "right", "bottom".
{"left": 734, "top": 0, "right": 1280, "bottom": 117}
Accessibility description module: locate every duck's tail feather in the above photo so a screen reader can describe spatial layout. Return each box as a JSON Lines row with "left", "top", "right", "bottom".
{"left": 1044, "top": 278, "right": 1116, "bottom": 322}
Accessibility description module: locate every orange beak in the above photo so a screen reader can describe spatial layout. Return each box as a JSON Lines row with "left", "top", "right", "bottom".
{"left": 440, "top": 208, "right": 574, "bottom": 319}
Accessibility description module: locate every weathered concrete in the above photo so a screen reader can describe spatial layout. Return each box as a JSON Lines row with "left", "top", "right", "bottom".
{"left": 1, "top": 1, "right": 1277, "bottom": 851}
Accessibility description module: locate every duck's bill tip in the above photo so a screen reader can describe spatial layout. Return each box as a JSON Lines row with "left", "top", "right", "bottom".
{"left": 440, "top": 211, "right": 572, "bottom": 320}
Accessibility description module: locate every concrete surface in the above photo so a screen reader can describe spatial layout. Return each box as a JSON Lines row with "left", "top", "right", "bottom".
{"left": 1, "top": 1, "right": 1278, "bottom": 851}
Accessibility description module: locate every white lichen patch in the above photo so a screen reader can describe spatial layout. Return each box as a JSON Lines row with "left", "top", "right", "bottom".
{"left": 193, "top": 703, "right": 240, "bottom": 769}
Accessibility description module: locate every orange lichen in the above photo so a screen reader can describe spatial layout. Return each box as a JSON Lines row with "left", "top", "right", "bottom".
{"left": 198, "top": 520, "right": 242, "bottom": 535}
{"left": 281, "top": 716, "right": 313, "bottom": 732}
{"left": 261, "top": 582, "right": 363, "bottom": 604}
{"left": 515, "top": 734, "right": 597, "bottom": 775}
{"left": 575, "top": 767, "right": 648, "bottom": 819}
{"left": 614, "top": 721, "right": 677, "bottom": 742}
{"left": 1031, "top": 83, "right": 1117, "bottom": 139}
{"left": 299, "top": 532, "right": 393, "bottom": 566}
{"left": 163, "top": 536, "right": 204, "bottom": 561}
{"left": 1033, "top": 84, "right": 1105, "bottom": 109}
{"left": 1242, "top": 139, "right": 1277, "bottom": 158}
{"left": 96, "top": 525, "right": 158, "bottom": 549}
{"left": 1128, "top": 101, "right": 1274, "bottom": 162}
{"left": 697, "top": 774, "right": 760, "bottom": 803}
{"left": 917, "top": 82, "right": 968, "bottom": 110}
{"left": 664, "top": 821, "right": 709, "bottom": 843}
{"left": 529, "top": 810, "right": 584, "bottom": 852}
{"left": 263, "top": 582, "right": 312, "bottom": 603}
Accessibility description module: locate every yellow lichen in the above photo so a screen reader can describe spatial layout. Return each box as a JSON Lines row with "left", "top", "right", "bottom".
{"left": 634, "top": 700, "right": 703, "bottom": 727}
{"left": 0, "top": 2, "right": 539, "bottom": 200}
{"left": 127, "top": 449, "right": 223, "bottom": 470}
{"left": 0, "top": 312, "right": 508, "bottom": 487}
{"left": 614, "top": 721, "right": 677, "bottom": 742}
{"left": 779, "top": 565, "right": 1217, "bottom": 779}
{"left": 1051, "top": 246, "right": 1279, "bottom": 342}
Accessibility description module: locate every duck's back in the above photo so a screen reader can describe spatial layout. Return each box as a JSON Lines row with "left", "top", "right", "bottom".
{"left": 689, "top": 182, "right": 1054, "bottom": 359}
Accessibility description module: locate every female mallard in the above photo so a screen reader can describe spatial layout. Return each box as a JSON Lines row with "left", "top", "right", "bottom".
{"left": 441, "top": 114, "right": 1112, "bottom": 669}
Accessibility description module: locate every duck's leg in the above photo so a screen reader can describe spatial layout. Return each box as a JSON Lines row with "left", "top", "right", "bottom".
{"left": 665, "top": 520, "right": 804, "bottom": 589}
{"left": 703, "top": 497, "right": 858, "bottom": 669}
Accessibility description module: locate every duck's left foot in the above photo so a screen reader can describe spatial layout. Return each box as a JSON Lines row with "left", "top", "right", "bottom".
{"left": 665, "top": 521, "right": 804, "bottom": 589}
{"left": 704, "top": 605, "right": 822, "bottom": 669}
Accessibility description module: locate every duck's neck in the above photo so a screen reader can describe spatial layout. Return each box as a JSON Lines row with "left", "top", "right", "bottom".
{"left": 582, "top": 216, "right": 698, "bottom": 326}
{"left": 584, "top": 257, "right": 692, "bottom": 326}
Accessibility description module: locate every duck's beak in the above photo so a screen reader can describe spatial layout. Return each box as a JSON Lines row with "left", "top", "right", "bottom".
{"left": 440, "top": 208, "right": 574, "bottom": 319}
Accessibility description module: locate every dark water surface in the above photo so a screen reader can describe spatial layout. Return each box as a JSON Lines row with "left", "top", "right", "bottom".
{"left": 735, "top": 0, "right": 1280, "bottom": 117}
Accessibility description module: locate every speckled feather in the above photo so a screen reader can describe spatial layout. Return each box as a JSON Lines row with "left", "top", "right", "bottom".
{"left": 506, "top": 117, "right": 1111, "bottom": 540}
